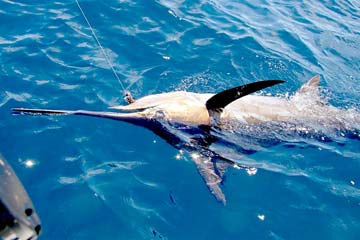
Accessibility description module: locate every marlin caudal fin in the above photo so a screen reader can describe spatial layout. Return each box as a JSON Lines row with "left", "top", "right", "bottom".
{"left": 205, "top": 80, "right": 284, "bottom": 124}
{"left": 292, "top": 75, "right": 323, "bottom": 104}
{"left": 12, "top": 108, "right": 145, "bottom": 122}
{"left": 296, "top": 75, "right": 320, "bottom": 95}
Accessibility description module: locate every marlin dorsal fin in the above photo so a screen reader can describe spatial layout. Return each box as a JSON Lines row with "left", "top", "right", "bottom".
{"left": 205, "top": 80, "right": 285, "bottom": 124}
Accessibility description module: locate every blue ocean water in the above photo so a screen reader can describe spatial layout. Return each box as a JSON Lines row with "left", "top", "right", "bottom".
{"left": 1, "top": 0, "right": 360, "bottom": 239}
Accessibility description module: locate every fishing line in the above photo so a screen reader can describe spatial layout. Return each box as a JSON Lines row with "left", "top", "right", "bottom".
{"left": 74, "top": 0, "right": 127, "bottom": 93}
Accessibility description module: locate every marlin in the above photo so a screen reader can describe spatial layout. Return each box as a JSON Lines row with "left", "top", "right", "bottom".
{"left": 12, "top": 75, "right": 359, "bottom": 204}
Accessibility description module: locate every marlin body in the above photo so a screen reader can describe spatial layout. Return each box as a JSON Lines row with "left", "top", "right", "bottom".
{"left": 12, "top": 76, "right": 359, "bottom": 204}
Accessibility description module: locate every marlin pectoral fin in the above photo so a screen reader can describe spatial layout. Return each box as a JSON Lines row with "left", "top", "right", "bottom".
{"left": 191, "top": 153, "right": 229, "bottom": 205}
{"left": 205, "top": 80, "right": 285, "bottom": 112}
